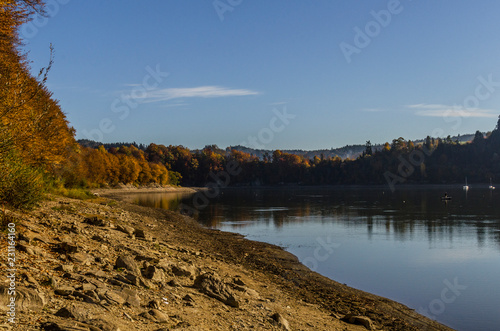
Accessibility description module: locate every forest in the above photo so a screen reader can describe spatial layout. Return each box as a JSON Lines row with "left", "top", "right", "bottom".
{"left": 79, "top": 125, "right": 500, "bottom": 189}
{"left": 2, "top": 1, "right": 500, "bottom": 210}
{"left": 0, "top": 0, "right": 173, "bottom": 208}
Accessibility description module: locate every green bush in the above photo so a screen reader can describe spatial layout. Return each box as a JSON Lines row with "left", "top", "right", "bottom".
{"left": 0, "top": 153, "right": 45, "bottom": 210}
{"left": 50, "top": 186, "right": 94, "bottom": 200}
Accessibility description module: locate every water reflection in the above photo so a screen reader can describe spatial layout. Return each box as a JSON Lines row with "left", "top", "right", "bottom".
{"left": 130, "top": 187, "right": 500, "bottom": 250}
{"left": 130, "top": 187, "right": 500, "bottom": 330}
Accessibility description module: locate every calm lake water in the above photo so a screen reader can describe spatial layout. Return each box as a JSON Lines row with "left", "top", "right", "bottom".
{"left": 130, "top": 186, "right": 500, "bottom": 331}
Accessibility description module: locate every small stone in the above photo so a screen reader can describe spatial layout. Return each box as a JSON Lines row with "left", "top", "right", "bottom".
{"left": 171, "top": 263, "right": 197, "bottom": 278}
{"left": 84, "top": 217, "right": 107, "bottom": 227}
{"left": 139, "top": 311, "right": 156, "bottom": 321}
{"left": 116, "top": 224, "right": 135, "bottom": 236}
{"left": 73, "top": 290, "right": 98, "bottom": 304}
{"left": 104, "top": 291, "right": 126, "bottom": 305}
{"left": 148, "top": 309, "right": 170, "bottom": 323}
{"left": 70, "top": 252, "right": 93, "bottom": 265}
{"left": 55, "top": 286, "right": 75, "bottom": 296}
{"left": 148, "top": 299, "right": 161, "bottom": 309}
{"left": 134, "top": 228, "right": 152, "bottom": 241}
{"left": 91, "top": 235, "right": 104, "bottom": 242}
{"left": 85, "top": 269, "right": 108, "bottom": 279}
{"left": 142, "top": 266, "right": 166, "bottom": 283}
{"left": 80, "top": 283, "right": 97, "bottom": 292}
{"left": 271, "top": 313, "right": 291, "bottom": 331}
{"left": 57, "top": 241, "right": 78, "bottom": 254}
{"left": 234, "top": 277, "right": 246, "bottom": 286}
{"left": 17, "top": 244, "right": 35, "bottom": 255}
{"left": 115, "top": 255, "right": 140, "bottom": 275}
{"left": 342, "top": 315, "right": 376, "bottom": 330}
{"left": 55, "top": 304, "right": 91, "bottom": 320}
{"left": 55, "top": 264, "right": 74, "bottom": 273}
{"left": 167, "top": 279, "right": 182, "bottom": 287}
{"left": 182, "top": 294, "right": 195, "bottom": 303}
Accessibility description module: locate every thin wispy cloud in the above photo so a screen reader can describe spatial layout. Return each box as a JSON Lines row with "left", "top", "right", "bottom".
{"left": 408, "top": 104, "right": 498, "bottom": 118}
{"left": 136, "top": 85, "right": 260, "bottom": 103}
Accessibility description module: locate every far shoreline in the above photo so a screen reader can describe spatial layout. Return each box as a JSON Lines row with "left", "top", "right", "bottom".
{"left": 94, "top": 182, "right": 488, "bottom": 196}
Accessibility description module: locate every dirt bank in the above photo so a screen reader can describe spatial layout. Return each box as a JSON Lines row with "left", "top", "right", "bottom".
{"left": 0, "top": 193, "right": 453, "bottom": 330}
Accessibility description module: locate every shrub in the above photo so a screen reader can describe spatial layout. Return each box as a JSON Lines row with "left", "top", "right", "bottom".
{"left": 0, "top": 153, "right": 45, "bottom": 210}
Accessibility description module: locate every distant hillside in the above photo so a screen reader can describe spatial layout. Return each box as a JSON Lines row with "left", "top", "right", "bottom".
{"left": 229, "top": 133, "right": 478, "bottom": 160}
{"left": 78, "top": 133, "right": 479, "bottom": 161}
{"left": 227, "top": 144, "right": 380, "bottom": 160}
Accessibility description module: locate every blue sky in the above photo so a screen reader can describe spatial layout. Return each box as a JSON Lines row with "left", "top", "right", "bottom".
{"left": 22, "top": 0, "right": 500, "bottom": 150}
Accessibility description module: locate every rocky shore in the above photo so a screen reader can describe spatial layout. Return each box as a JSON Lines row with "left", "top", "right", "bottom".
{"left": 0, "top": 190, "right": 454, "bottom": 330}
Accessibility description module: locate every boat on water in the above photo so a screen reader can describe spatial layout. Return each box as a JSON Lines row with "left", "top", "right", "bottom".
{"left": 463, "top": 177, "right": 469, "bottom": 191}
{"left": 441, "top": 193, "right": 452, "bottom": 200}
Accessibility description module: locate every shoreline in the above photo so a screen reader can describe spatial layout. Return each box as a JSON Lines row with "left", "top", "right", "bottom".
{"left": 92, "top": 185, "right": 203, "bottom": 196}
{"left": 99, "top": 188, "right": 454, "bottom": 330}
{"left": 0, "top": 191, "right": 454, "bottom": 330}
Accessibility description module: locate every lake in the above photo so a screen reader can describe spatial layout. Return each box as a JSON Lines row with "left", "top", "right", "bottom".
{"left": 130, "top": 186, "right": 500, "bottom": 331}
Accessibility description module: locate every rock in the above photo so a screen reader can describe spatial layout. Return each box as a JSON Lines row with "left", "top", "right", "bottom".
{"left": 91, "top": 235, "right": 103, "bottom": 242}
{"left": 341, "top": 315, "right": 375, "bottom": 330}
{"left": 20, "top": 272, "right": 39, "bottom": 287}
{"left": 85, "top": 269, "right": 107, "bottom": 279}
{"left": 142, "top": 266, "right": 166, "bottom": 283}
{"left": 134, "top": 228, "right": 152, "bottom": 241}
{"left": 148, "top": 299, "right": 162, "bottom": 309}
{"left": 139, "top": 309, "right": 169, "bottom": 323}
{"left": 32, "top": 234, "right": 51, "bottom": 244}
{"left": 233, "top": 277, "right": 246, "bottom": 286}
{"left": 0, "top": 286, "right": 45, "bottom": 312}
{"left": 41, "top": 321, "right": 90, "bottom": 331}
{"left": 193, "top": 272, "right": 239, "bottom": 308}
{"left": 57, "top": 241, "right": 79, "bottom": 254}
{"left": 86, "top": 318, "right": 121, "bottom": 331}
{"left": 139, "top": 277, "right": 156, "bottom": 289}
{"left": 80, "top": 283, "right": 97, "bottom": 292}
{"left": 167, "top": 279, "right": 182, "bottom": 287}
{"left": 104, "top": 291, "right": 126, "bottom": 305}
{"left": 170, "top": 263, "right": 197, "bottom": 278}
{"left": 233, "top": 285, "right": 260, "bottom": 299}
{"left": 115, "top": 255, "right": 140, "bottom": 275}
{"left": 55, "top": 264, "right": 74, "bottom": 273}
{"left": 17, "top": 244, "right": 35, "bottom": 255}
{"left": 135, "top": 254, "right": 159, "bottom": 263}
{"left": 55, "top": 304, "right": 92, "bottom": 320}
{"left": 148, "top": 309, "right": 170, "bottom": 323}
{"left": 55, "top": 286, "right": 75, "bottom": 296}
{"left": 73, "top": 290, "right": 98, "bottom": 304}
{"left": 70, "top": 253, "right": 93, "bottom": 265}
{"left": 116, "top": 224, "right": 135, "bottom": 236}
{"left": 139, "top": 311, "right": 156, "bottom": 321}
{"left": 18, "top": 232, "right": 31, "bottom": 243}
{"left": 105, "top": 288, "right": 140, "bottom": 307}
{"left": 84, "top": 217, "right": 107, "bottom": 227}
{"left": 182, "top": 294, "right": 195, "bottom": 305}
{"left": 271, "top": 313, "right": 291, "bottom": 331}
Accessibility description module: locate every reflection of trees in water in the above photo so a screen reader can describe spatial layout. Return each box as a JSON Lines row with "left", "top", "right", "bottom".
{"left": 132, "top": 188, "right": 500, "bottom": 249}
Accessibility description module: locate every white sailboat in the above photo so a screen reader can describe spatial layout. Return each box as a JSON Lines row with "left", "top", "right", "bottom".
{"left": 489, "top": 178, "right": 495, "bottom": 190}
{"left": 463, "top": 177, "right": 469, "bottom": 191}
